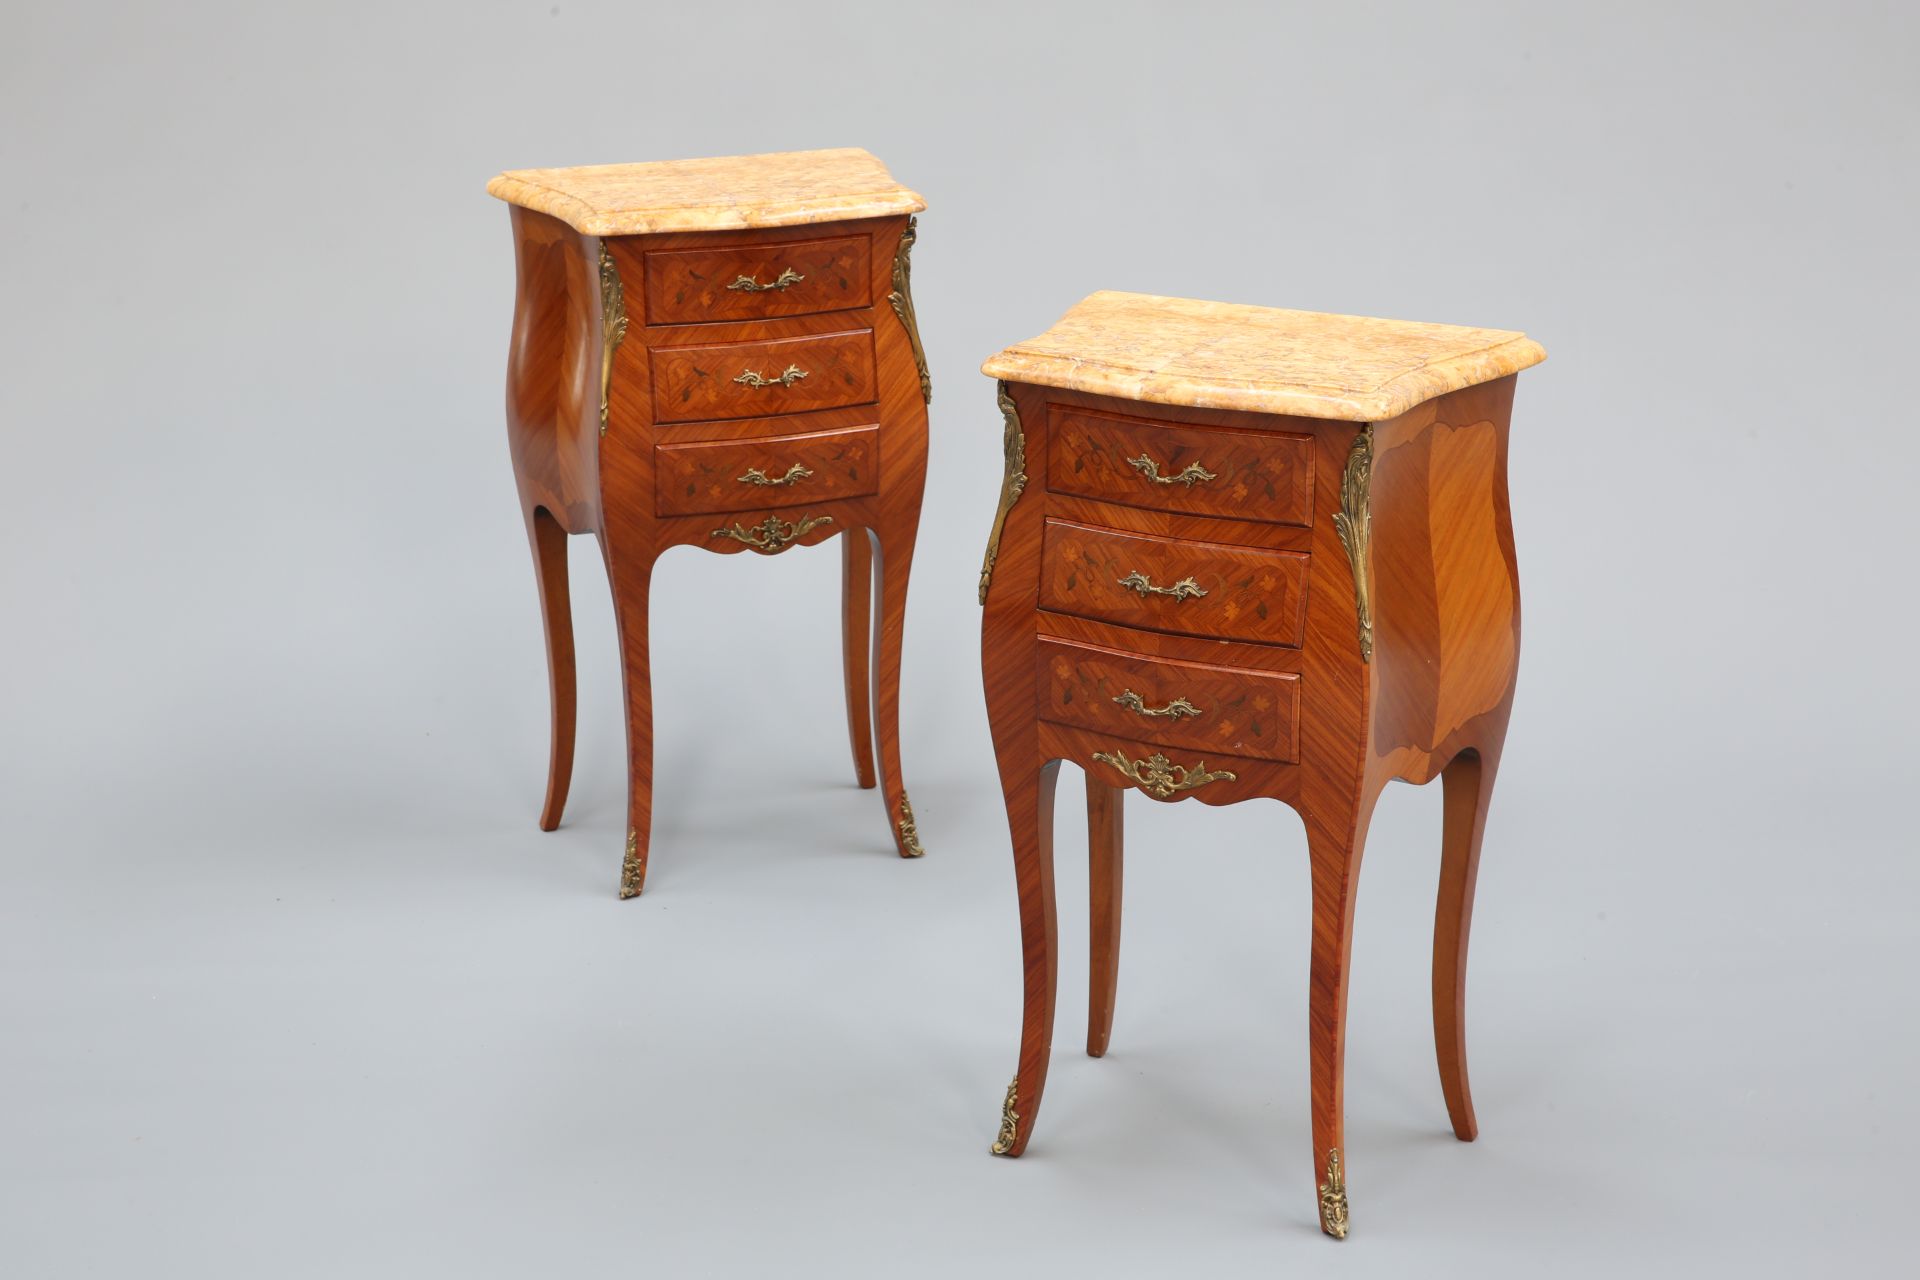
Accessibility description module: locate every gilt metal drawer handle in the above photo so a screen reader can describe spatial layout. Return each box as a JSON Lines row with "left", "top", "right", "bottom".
{"left": 727, "top": 267, "right": 805, "bottom": 293}
{"left": 738, "top": 463, "right": 813, "bottom": 488}
{"left": 711, "top": 513, "right": 833, "bottom": 553}
{"left": 1117, "top": 571, "right": 1207, "bottom": 601}
{"left": 1113, "top": 689, "right": 1204, "bottom": 720}
{"left": 1092, "top": 748, "right": 1237, "bottom": 799}
{"left": 1127, "top": 455, "right": 1218, "bottom": 487}
{"left": 734, "top": 364, "right": 809, "bottom": 389}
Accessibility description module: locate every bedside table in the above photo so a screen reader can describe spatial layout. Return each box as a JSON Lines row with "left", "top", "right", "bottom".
{"left": 489, "top": 148, "right": 933, "bottom": 897}
{"left": 976, "top": 291, "right": 1545, "bottom": 1238}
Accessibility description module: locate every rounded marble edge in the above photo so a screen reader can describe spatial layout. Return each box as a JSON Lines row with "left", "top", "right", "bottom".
{"left": 486, "top": 174, "right": 926, "bottom": 236}
{"left": 980, "top": 336, "right": 1547, "bottom": 422}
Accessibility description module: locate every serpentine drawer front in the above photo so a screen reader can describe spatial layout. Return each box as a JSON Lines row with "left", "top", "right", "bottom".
{"left": 654, "top": 422, "right": 879, "bottom": 517}
{"left": 490, "top": 147, "right": 934, "bottom": 899}
{"left": 650, "top": 328, "right": 878, "bottom": 423}
{"left": 1038, "top": 518, "right": 1311, "bottom": 648}
{"left": 977, "top": 290, "right": 1545, "bottom": 1241}
{"left": 642, "top": 234, "right": 872, "bottom": 324}
{"left": 1047, "top": 407, "right": 1316, "bottom": 526}
{"left": 1036, "top": 637, "right": 1301, "bottom": 764}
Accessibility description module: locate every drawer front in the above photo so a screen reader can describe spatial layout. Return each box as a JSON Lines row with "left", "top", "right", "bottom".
{"left": 643, "top": 235, "right": 872, "bottom": 325}
{"left": 650, "top": 329, "right": 877, "bottom": 424}
{"left": 1039, "top": 518, "right": 1309, "bottom": 647}
{"left": 1048, "top": 407, "right": 1314, "bottom": 527}
{"left": 655, "top": 423, "right": 879, "bottom": 517}
{"left": 1037, "top": 638, "right": 1300, "bottom": 765}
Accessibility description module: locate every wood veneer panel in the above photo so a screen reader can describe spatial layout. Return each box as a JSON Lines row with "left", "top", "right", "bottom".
{"left": 650, "top": 328, "right": 876, "bottom": 423}
{"left": 643, "top": 234, "right": 871, "bottom": 324}
{"left": 653, "top": 422, "right": 878, "bottom": 516}
{"left": 1038, "top": 518, "right": 1310, "bottom": 648}
{"left": 1036, "top": 636, "right": 1301, "bottom": 764}
{"left": 1048, "top": 406, "right": 1314, "bottom": 527}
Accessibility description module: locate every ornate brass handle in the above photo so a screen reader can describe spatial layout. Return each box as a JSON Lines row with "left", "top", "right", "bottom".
{"left": 711, "top": 513, "right": 833, "bottom": 553}
{"left": 727, "top": 267, "right": 805, "bottom": 293}
{"left": 1127, "top": 455, "right": 1218, "bottom": 487}
{"left": 1092, "top": 748, "right": 1237, "bottom": 799}
{"left": 1112, "top": 689, "right": 1203, "bottom": 720}
{"left": 733, "top": 364, "right": 809, "bottom": 389}
{"left": 738, "top": 463, "right": 813, "bottom": 488}
{"left": 1117, "top": 570, "right": 1207, "bottom": 601}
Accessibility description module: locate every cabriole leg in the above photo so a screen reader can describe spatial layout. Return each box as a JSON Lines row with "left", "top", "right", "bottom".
{"left": 1434, "top": 744, "right": 1502, "bottom": 1141}
{"left": 841, "top": 529, "right": 877, "bottom": 791}
{"left": 1305, "top": 795, "right": 1375, "bottom": 1239}
{"left": 1086, "top": 776, "right": 1124, "bottom": 1058}
{"left": 871, "top": 522, "right": 923, "bottom": 857}
{"left": 602, "top": 535, "right": 655, "bottom": 899}
{"left": 525, "top": 506, "right": 576, "bottom": 832}
{"left": 991, "top": 760, "right": 1061, "bottom": 1157}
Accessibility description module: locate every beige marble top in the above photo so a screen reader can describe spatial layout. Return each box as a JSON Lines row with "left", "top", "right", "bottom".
{"left": 487, "top": 147, "right": 925, "bottom": 236}
{"left": 982, "top": 292, "right": 1545, "bottom": 421}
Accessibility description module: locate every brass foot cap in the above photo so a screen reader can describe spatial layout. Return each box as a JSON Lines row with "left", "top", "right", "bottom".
{"left": 895, "top": 795, "right": 927, "bottom": 858}
{"left": 618, "top": 831, "right": 644, "bottom": 898}
{"left": 988, "top": 1076, "right": 1019, "bottom": 1155}
{"left": 1318, "top": 1149, "right": 1350, "bottom": 1240}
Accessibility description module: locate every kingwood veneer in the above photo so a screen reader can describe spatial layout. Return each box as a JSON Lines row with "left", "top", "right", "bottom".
{"left": 976, "top": 291, "right": 1546, "bottom": 1239}
{"left": 490, "top": 148, "right": 933, "bottom": 896}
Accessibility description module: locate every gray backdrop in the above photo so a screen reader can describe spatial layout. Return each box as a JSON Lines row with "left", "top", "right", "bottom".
{"left": 3, "top": 2, "right": 1914, "bottom": 1275}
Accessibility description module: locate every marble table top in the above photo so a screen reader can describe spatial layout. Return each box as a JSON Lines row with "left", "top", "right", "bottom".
{"left": 487, "top": 147, "right": 924, "bottom": 236}
{"left": 982, "top": 291, "right": 1545, "bottom": 422}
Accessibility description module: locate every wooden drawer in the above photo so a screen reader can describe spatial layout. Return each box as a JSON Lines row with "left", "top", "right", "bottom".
{"left": 650, "top": 329, "right": 877, "bottom": 424}
{"left": 643, "top": 235, "right": 871, "bottom": 325}
{"left": 654, "top": 423, "right": 879, "bottom": 517}
{"left": 1037, "top": 638, "right": 1299, "bottom": 764}
{"left": 1039, "top": 518, "right": 1309, "bottom": 648}
{"left": 1047, "top": 406, "right": 1314, "bottom": 527}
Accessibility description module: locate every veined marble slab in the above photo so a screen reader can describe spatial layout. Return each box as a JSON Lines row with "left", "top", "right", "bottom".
{"left": 983, "top": 291, "right": 1545, "bottom": 422}
{"left": 488, "top": 147, "right": 924, "bottom": 236}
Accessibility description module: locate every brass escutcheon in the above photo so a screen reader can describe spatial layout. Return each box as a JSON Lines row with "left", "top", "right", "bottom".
{"left": 1092, "top": 748, "right": 1236, "bottom": 799}
{"left": 738, "top": 463, "right": 812, "bottom": 488}
{"left": 733, "top": 364, "right": 809, "bottom": 389}
{"left": 1117, "top": 570, "right": 1207, "bottom": 601}
{"left": 1112, "top": 689, "right": 1203, "bottom": 720}
{"left": 726, "top": 267, "right": 804, "bottom": 292}
{"left": 1127, "top": 454, "right": 1217, "bottom": 487}
{"left": 710, "top": 513, "right": 833, "bottom": 553}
